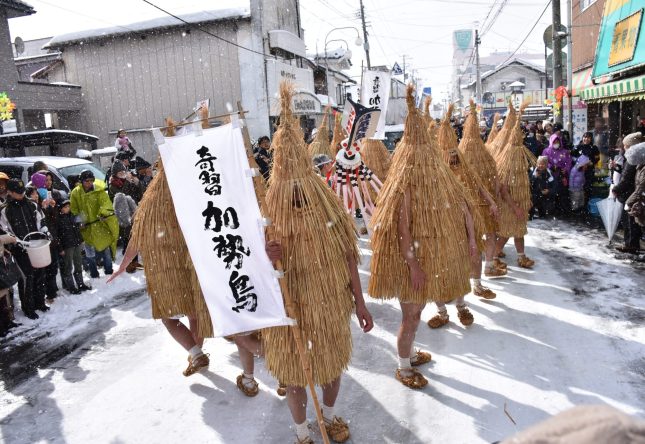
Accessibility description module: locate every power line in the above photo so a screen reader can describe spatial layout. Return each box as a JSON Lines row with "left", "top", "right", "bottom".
{"left": 498, "top": 0, "right": 552, "bottom": 66}
{"left": 140, "top": 0, "right": 273, "bottom": 58}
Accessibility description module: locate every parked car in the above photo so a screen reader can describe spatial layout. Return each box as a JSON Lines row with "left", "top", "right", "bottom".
{"left": 0, "top": 156, "right": 106, "bottom": 194}
{"left": 383, "top": 124, "right": 404, "bottom": 151}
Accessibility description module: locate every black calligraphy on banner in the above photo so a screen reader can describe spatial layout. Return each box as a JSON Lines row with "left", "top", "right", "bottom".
{"left": 196, "top": 146, "right": 222, "bottom": 196}
{"left": 194, "top": 144, "right": 257, "bottom": 314}
{"left": 229, "top": 271, "right": 258, "bottom": 313}
{"left": 369, "top": 75, "right": 381, "bottom": 106}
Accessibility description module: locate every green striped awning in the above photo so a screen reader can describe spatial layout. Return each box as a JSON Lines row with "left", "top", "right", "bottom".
{"left": 580, "top": 74, "right": 645, "bottom": 103}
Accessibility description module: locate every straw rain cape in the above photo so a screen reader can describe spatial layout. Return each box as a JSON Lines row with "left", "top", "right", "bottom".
{"left": 361, "top": 138, "right": 391, "bottom": 181}
{"left": 488, "top": 100, "right": 517, "bottom": 161}
{"left": 438, "top": 106, "right": 488, "bottom": 252}
{"left": 495, "top": 106, "right": 536, "bottom": 238}
{"left": 129, "top": 160, "right": 214, "bottom": 338}
{"left": 369, "top": 85, "right": 471, "bottom": 304}
{"left": 330, "top": 112, "right": 346, "bottom": 155}
{"left": 486, "top": 112, "right": 502, "bottom": 145}
{"left": 262, "top": 83, "right": 359, "bottom": 387}
{"left": 459, "top": 99, "right": 499, "bottom": 234}
{"left": 308, "top": 106, "right": 334, "bottom": 159}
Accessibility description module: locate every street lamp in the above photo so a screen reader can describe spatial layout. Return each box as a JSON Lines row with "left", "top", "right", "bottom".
{"left": 322, "top": 27, "right": 363, "bottom": 107}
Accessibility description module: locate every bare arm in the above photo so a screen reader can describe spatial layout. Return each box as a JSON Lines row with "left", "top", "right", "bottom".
{"left": 346, "top": 250, "right": 373, "bottom": 332}
{"left": 479, "top": 185, "right": 499, "bottom": 218}
{"left": 106, "top": 241, "right": 139, "bottom": 283}
{"left": 397, "top": 188, "right": 426, "bottom": 291}
{"left": 462, "top": 202, "right": 478, "bottom": 255}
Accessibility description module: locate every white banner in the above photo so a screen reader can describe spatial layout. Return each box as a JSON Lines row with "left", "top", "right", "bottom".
{"left": 360, "top": 70, "right": 391, "bottom": 139}
{"left": 159, "top": 124, "right": 292, "bottom": 337}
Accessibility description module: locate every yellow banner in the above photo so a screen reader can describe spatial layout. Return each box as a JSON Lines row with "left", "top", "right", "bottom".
{"left": 608, "top": 9, "right": 643, "bottom": 67}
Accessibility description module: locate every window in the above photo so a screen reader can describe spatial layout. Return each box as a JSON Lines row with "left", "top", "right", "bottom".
{"left": 581, "top": 0, "right": 597, "bottom": 12}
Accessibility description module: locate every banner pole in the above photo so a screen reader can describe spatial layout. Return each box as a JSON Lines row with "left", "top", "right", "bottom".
{"left": 236, "top": 102, "right": 331, "bottom": 444}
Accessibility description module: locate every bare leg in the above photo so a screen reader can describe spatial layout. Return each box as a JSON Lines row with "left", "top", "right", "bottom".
{"left": 161, "top": 318, "right": 197, "bottom": 351}
{"left": 397, "top": 302, "right": 425, "bottom": 359}
{"left": 484, "top": 233, "right": 496, "bottom": 263}
{"left": 235, "top": 342, "right": 255, "bottom": 375}
{"left": 188, "top": 316, "right": 204, "bottom": 348}
{"left": 495, "top": 236, "right": 509, "bottom": 256}
{"left": 469, "top": 247, "right": 482, "bottom": 279}
{"left": 286, "top": 385, "right": 308, "bottom": 424}
{"left": 321, "top": 377, "right": 341, "bottom": 408}
{"left": 513, "top": 236, "right": 525, "bottom": 255}
{"left": 235, "top": 334, "right": 263, "bottom": 356}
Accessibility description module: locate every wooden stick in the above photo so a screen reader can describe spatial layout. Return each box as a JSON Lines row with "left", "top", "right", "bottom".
{"left": 111, "top": 111, "right": 249, "bottom": 135}
{"left": 236, "top": 101, "right": 331, "bottom": 444}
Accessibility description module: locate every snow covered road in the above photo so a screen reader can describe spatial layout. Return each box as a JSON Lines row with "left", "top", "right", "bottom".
{"left": 1, "top": 220, "right": 644, "bottom": 443}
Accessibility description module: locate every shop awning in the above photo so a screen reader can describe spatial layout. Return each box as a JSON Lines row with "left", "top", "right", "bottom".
{"left": 580, "top": 73, "right": 645, "bottom": 103}
{"left": 571, "top": 68, "right": 593, "bottom": 97}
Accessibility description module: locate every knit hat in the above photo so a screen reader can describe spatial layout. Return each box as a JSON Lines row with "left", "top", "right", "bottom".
{"left": 111, "top": 160, "right": 127, "bottom": 175}
{"left": 135, "top": 157, "right": 152, "bottom": 171}
{"left": 623, "top": 132, "right": 643, "bottom": 148}
{"left": 78, "top": 169, "right": 95, "bottom": 182}
{"left": 312, "top": 153, "right": 332, "bottom": 169}
{"left": 7, "top": 179, "right": 25, "bottom": 194}
{"left": 0, "top": 172, "right": 9, "bottom": 181}
{"left": 625, "top": 142, "right": 645, "bottom": 166}
{"left": 30, "top": 172, "right": 47, "bottom": 189}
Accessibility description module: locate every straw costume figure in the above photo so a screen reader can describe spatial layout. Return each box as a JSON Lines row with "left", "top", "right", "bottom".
{"left": 108, "top": 160, "right": 213, "bottom": 377}
{"left": 368, "top": 85, "right": 477, "bottom": 389}
{"left": 425, "top": 105, "right": 503, "bottom": 329}
{"left": 488, "top": 102, "right": 517, "bottom": 161}
{"left": 330, "top": 112, "right": 345, "bottom": 155}
{"left": 360, "top": 138, "right": 391, "bottom": 181}
{"left": 308, "top": 106, "right": 334, "bottom": 159}
{"left": 262, "top": 82, "right": 373, "bottom": 444}
{"left": 459, "top": 100, "right": 508, "bottom": 283}
{"left": 494, "top": 103, "right": 536, "bottom": 269}
{"left": 486, "top": 112, "right": 502, "bottom": 146}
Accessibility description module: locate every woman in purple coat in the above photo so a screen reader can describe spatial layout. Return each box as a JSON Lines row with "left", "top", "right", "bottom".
{"left": 542, "top": 133, "right": 572, "bottom": 214}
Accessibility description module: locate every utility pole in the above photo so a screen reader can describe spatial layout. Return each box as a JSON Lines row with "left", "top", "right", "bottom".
{"left": 566, "top": 0, "right": 573, "bottom": 135}
{"left": 475, "top": 29, "right": 482, "bottom": 104}
{"left": 403, "top": 54, "right": 407, "bottom": 81}
{"left": 359, "top": 0, "right": 371, "bottom": 69}
{"left": 552, "top": 0, "right": 564, "bottom": 124}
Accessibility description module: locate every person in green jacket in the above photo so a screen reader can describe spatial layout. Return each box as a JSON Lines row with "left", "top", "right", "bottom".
{"left": 70, "top": 170, "right": 119, "bottom": 278}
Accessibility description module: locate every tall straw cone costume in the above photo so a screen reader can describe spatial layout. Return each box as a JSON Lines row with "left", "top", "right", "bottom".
{"left": 438, "top": 105, "right": 488, "bottom": 252}
{"left": 360, "top": 138, "right": 391, "bottom": 182}
{"left": 262, "top": 83, "right": 359, "bottom": 386}
{"left": 459, "top": 99, "right": 499, "bottom": 234}
{"left": 486, "top": 112, "right": 501, "bottom": 145}
{"left": 495, "top": 103, "right": 536, "bottom": 239}
{"left": 308, "top": 106, "right": 334, "bottom": 159}
{"left": 128, "top": 160, "right": 214, "bottom": 338}
{"left": 487, "top": 101, "right": 517, "bottom": 160}
{"left": 369, "top": 85, "right": 471, "bottom": 304}
{"left": 422, "top": 96, "right": 438, "bottom": 142}
{"left": 330, "top": 112, "right": 346, "bottom": 155}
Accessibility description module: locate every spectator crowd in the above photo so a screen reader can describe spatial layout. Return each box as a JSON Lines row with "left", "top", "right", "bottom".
{"left": 0, "top": 130, "right": 154, "bottom": 336}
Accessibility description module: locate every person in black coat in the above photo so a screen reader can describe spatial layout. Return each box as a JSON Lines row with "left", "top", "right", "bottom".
{"left": 253, "top": 136, "right": 272, "bottom": 182}
{"left": 571, "top": 132, "right": 600, "bottom": 209}
{"left": 530, "top": 156, "right": 556, "bottom": 218}
{"left": 612, "top": 132, "right": 643, "bottom": 253}
{"left": 0, "top": 180, "right": 48, "bottom": 319}
{"left": 56, "top": 200, "right": 90, "bottom": 294}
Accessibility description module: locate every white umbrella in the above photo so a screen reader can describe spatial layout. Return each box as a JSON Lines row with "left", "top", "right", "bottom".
{"left": 596, "top": 197, "right": 623, "bottom": 241}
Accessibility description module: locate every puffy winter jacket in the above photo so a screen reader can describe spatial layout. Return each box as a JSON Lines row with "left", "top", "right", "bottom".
{"left": 70, "top": 180, "right": 119, "bottom": 256}
{"left": 56, "top": 212, "right": 83, "bottom": 250}
{"left": 569, "top": 154, "right": 590, "bottom": 191}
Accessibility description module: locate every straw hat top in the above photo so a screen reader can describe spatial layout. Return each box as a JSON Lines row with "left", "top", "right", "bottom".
{"left": 270, "top": 82, "right": 312, "bottom": 181}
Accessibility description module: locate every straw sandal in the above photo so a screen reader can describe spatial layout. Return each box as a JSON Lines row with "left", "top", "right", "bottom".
{"left": 183, "top": 353, "right": 209, "bottom": 377}
{"left": 493, "top": 258, "right": 507, "bottom": 269}
{"left": 277, "top": 382, "right": 287, "bottom": 397}
{"left": 484, "top": 266, "right": 506, "bottom": 278}
{"left": 295, "top": 437, "right": 314, "bottom": 444}
{"left": 498, "top": 251, "right": 506, "bottom": 258}
{"left": 395, "top": 368, "right": 428, "bottom": 389}
{"left": 473, "top": 285, "right": 496, "bottom": 299}
{"left": 410, "top": 350, "right": 432, "bottom": 366}
{"left": 236, "top": 374, "right": 260, "bottom": 397}
{"left": 457, "top": 305, "right": 474, "bottom": 326}
{"left": 517, "top": 256, "right": 535, "bottom": 268}
{"left": 325, "top": 416, "right": 350, "bottom": 443}
{"left": 427, "top": 312, "right": 449, "bottom": 329}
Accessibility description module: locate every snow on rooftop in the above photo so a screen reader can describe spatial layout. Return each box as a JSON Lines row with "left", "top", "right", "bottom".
{"left": 44, "top": 3, "right": 250, "bottom": 48}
